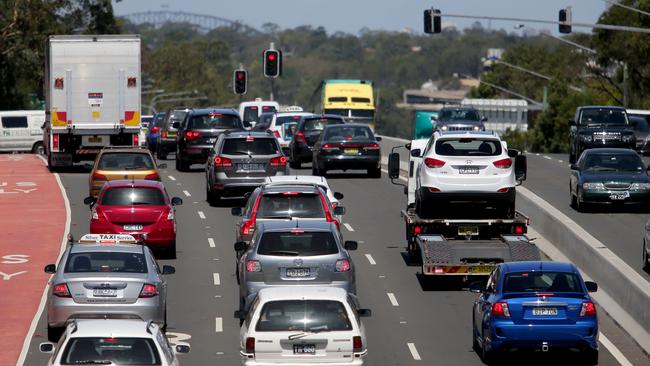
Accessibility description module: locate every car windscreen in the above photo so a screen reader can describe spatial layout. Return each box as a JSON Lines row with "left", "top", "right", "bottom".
{"left": 629, "top": 115, "right": 650, "bottom": 133}
{"left": 221, "top": 138, "right": 280, "bottom": 155}
{"left": 97, "top": 153, "right": 155, "bottom": 170}
{"left": 257, "top": 231, "right": 338, "bottom": 256}
{"left": 303, "top": 118, "right": 344, "bottom": 132}
{"left": 64, "top": 252, "right": 147, "bottom": 273}
{"left": 257, "top": 193, "right": 325, "bottom": 218}
{"left": 101, "top": 188, "right": 166, "bottom": 206}
{"left": 256, "top": 300, "right": 352, "bottom": 332}
{"left": 503, "top": 272, "right": 583, "bottom": 293}
{"left": 583, "top": 153, "right": 644, "bottom": 173}
{"left": 579, "top": 108, "right": 629, "bottom": 126}
{"left": 243, "top": 107, "right": 260, "bottom": 122}
{"left": 167, "top": 111, "right": 188, "bottom": 128}
{"left": 153, "top": 113, "right": 166, "bottom": 125}
{"left": 440, "top": 109, "right": 480, "bottom": 122}
{"left": 435, "top": 138, "right": 502, "bottom": 156}
{"left": 323, "top": 125, "right": 374, "bottom": 141}
{"left": 60, "top": 337, "right": 161, "bottom": 365}
{"left": 276, "top": 115, "right": 304, "bottom": 126}
{"left": 188, "top": 113, "right": 242, "bottom": 130}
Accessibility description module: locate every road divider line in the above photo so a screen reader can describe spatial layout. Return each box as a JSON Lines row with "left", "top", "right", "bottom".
{"left": 543, "top": 155, "right": 552, "bottom": 160}
{"left": 365, "top": 254, "right": 376, "bottom": 265}
{"left": 213, "top": 273, "right": 221, "bottom": 286}
{"left": 599, "top": 333, "right": 633, "bottom": 366}
{"left": 198, "top": 211, "right": 206, "bottom": 219}
{"left": 208, "top": 238, "right": 215, "bottom": 248}
{"left": 343, "top": 223, "right": 354, "bottom": 232}
{"left": 387, "top": 292, "right": 399, "bottom": 306}
{"left": 183, "top": 190, "right": 191, "bottom": 197}
{"left": 215, "top": 317, "right": 223, "bottom": 333}
{"left": 407, "top": 343, "right": 421, "bottom": 361}
{"left": 168, "top": 175, "right": 176, "bottom": 181}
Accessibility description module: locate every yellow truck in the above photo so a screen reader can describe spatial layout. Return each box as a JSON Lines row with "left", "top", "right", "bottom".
{"left": 320, "top": 80, "right": 375, "bottom": 128}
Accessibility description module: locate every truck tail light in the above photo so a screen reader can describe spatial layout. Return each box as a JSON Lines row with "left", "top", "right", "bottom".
{"left": 270, "top": 156, "right": 287, "bottom": 166}
{"left": 424, "top": 158, "right": 445, "bottom": 168}
{"left": 246, "top": 260, "right": 261, "bottom": 272}
{"left": 273, "top": 130, "right": 281, "bottom": 138}
{"left": 139, "top": 284, "right": 158, "bottom": 298}
{"left": 52, "top": 135, "right": 60, "bottom": 150}
{"left": 52, "top": 283, "right": 71, "bottom": 298}
{"left": 491, "top": 301, "right": 510, "bottom": 317}
{"left": 245, "top": 337, "right": 255, "bottom": 354}
{"left": 335, "top": 259, "right": 350, "bottom": 272}
{"left": 295, "top": 132, "right": 305, "bottom": 143}
{"left": 92, "top": 173, "right": 108, "bottom": 181}
{"left": 145, "top": 173, "right": 160, "bottom": 181}
{"left": 579, "top": 301, "right": 596, "bottom": 317}
{"left": 214, "top": 156, "right": 233, "bottom": 167}
{"left": 493, "top": 158, "right": 512, "bottom": 169}
{"left": 353, "top": 336, "right": 362, "bottom": 352}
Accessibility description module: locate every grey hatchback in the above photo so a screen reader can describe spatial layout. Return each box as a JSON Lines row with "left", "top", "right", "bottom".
{"left": 234, "top": 220, "right": 358, "bottom": 311}
{"left": 205, "top": 131, "right": 289, "bottom": 204}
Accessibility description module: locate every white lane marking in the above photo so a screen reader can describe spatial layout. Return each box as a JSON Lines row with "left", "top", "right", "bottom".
{"left": 407, "top": 343, "right": 421, "bottom": 361}
{"left": 535, "top": 153, "right": 541, "bottom": 156}
{"left": 183, "top": 190, "right": 191, "bottom": 197}
{"left": 365, "top": 254, "right": 376, "bottom": 265}
{"left": 215, "top": 317, "right": 223, "bottom": 333}
{"left": 213, "top": 273, "right": 221, "bottom": 286}
{"left": 168, "top": 175, "right": 176, "bottom": 181}
{"left": 558, "top": 159, "right": 564, "bottom": 163}
{"left": 387, "top": 292, "right": 399, "bottom": 306}
{"left": 18, "top": 160, "right": 71, "bottom": 366}
{"left": 208, "top": 238, "right": 215, "bottom": 248}
{"left": 198, "top": 211, "right": 206, "bottom": 219}
{"left": 343, "top": 223, "right": 354, "bottom": 232}
{"left": 599, "top": 333, "right": 633, "bottom": 366}
{"left": 543, "top": 155, "right": 552, "bottom": 160}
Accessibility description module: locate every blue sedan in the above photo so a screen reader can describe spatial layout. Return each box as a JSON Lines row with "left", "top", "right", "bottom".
{"left": 470, "top": 261, "right": 599, "bottom": 364}
{"left": 146, "top": 111, "right": 166, "bottom": 153}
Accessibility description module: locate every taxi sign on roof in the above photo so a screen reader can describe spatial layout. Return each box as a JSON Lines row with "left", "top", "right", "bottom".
{"left": 78, "top": 234, "right": 138, "bottom": 244}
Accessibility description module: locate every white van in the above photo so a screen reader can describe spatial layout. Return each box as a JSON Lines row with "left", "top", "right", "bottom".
{"left": 0, "top": 110, "right": 45, "bottom": 153}
{"left": 238, "top": 99, "right": 279, "bottom": 128}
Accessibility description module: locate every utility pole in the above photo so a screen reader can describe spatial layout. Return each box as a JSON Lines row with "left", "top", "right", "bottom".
{"left": 623, "top": 62, "right": 629, "bottom": 108}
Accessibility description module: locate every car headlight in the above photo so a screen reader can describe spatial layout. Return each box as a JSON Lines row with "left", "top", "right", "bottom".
{"left": 583, "top": 182, "right": 605, "bottom": 191}
{"left": 441, "top": 125, "right": 448, "bottom": 131}
{"left": 630, "top": 183, "right": 650, "bottom": 191}
{"left": 622, "top": 134, "right": 635, "bottom": 142}
{"left": 473, "top": 126, "right": 481, "bottom": 131}
{"left": 579, "top": 135, "right": 593, "bottom": 142}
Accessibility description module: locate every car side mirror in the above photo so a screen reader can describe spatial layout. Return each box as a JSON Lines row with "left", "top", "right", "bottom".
{"left": 162, "top": 265, "right": 176, "bottom": 275}
{"left": 514, "top": 155, "right": 527, "bottom": 182}
{"left": 410, "top": 149, "right": 421, "bottom": 158}
{"left": 568, "top": 120, "right": 576, "bottom": 126}
{"left": 171, "top": 197, "right": 183, "bottom": 206}
{"left": 172, "top": 121, "right": 180, "bottom": 129}
{"left": 44, "top": 264, "right": 56, "bottom": 274}
{"left": 243, "top": 192, "right": 252, "bottom": 200}
{"left": 481, "top": 116, "right": 488, "bottom": 122}
{"left": 388, "top": 152, "right": 401, "bottom": 179}
{"left": 157, "top": 163, "right": 167, "bottom": 169}
{"left": 571, "top": 164, "right": 580, "bottom": 170}
{"left": 39, "top": 342, "right": 55, "bottom": 353}
{"left": 231, "top": 207, "right": 243, "bottom": 216}
{"left": 405, "top": 142, "right": 411, "bottom": 150}
{"left": 83, "top": 196, "right": 96, "bottom": 206}
{"left": 333, "top": 192, "right": 344, "bottom": 200}
{"left": 357, "top": 309, "right": 372, "bottom": 317}
{"left": 175, "top": 344, "right": 191, "bottom": 354}
{"left": 333, "top": 206, "right": 346, "bottom": 216}
{"left": 234, "top": 310, "right": 247, "bottom": 320}
{"left": 507, "top": 148, "right": 519, "bottom": 158}
{"left": 468, "top": 281, "right": 484, "bottom": 293}
{"left": 234, "top": 241, "right": 246, "bottom": 252}
{"left": 375, "top": 136, "right": 382, "bottom": 142}
{"left": 585, "top": 281, "right": 598, "bottom": 293}
{"left": 344, "top": 240, "right": 358, "bottom": 251}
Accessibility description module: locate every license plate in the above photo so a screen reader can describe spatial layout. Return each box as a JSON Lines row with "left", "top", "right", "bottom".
{"left": 293, "top": 344, "right": 316, "bottom": 354}
{"left": 93, "top": 289, "right": 117, "bottom": 297}
{"left": 609, "top": 191, "right": 630, "bottom": 200}
{"left": 470, "top": 265, "right": 493, "bottom": 274}
{"left": 532, "top": 307, "right": 558, "bottom": 316}
{"left": 237, "top": 163, "right": 264, "bottom": 171}
{"left": 458, "top": 167, "right": 479, "bottom": 174}
{"left": 88, "top": 136, "right": 102, "bottom": 143}
{"left": 458, "top": 226, "right": 479, "bottom": 236}
{"left": 123, "top": 225, "right": 143, "bottom": 231}
{"left": 343, "top": 148, "right": 359, "bottom": 154}
{"left": 286, "top": 268, "right": 310, "bottom": 277}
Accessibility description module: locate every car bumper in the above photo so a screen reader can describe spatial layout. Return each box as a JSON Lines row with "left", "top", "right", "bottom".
{"left": 242, "top": 358, "right": 365, "bottom": 366}
{"left": 319, "top": 155, "right": 380, "bottom": 169}
{"left": 158, "top": 138, "right": 177, "bottom": 152}
{"left": 180, "top": 145, "right": 212, "bottom": 163}
{"left": 90, "top": 221, "right": 176, "bottom": 248}
{"left": 581, "top": 190, "right": 650, "bottom": 204}
{"left": 47, "top": 297, "right": 165, "bottom": 327}
{"left": 212, "top": 173, "right": 288, "bottom": 196}
{"left": 488, "top": 322, "right": 598, "bottom": 352}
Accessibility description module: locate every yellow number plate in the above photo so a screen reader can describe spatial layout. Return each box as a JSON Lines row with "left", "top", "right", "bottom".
{"left": 344, "top": 148, "right": 359, "bottom": 154}
{"left": 471, "top": 265, "right": 493, "bottom": 274}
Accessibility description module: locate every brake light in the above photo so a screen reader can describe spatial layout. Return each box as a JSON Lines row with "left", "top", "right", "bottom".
{"left": 270, "top": 156, "right": 287, "bottom": 166}
{"left": 245, "top": 337, "right": 255, "bottom": 354}
{"left": 491, "top": 302, "right": 510, "bottom": 317}
{"left": 424, "top": 158, "right": 445, "bottom": 168}
{"left": 363, "top": 143, "right": 380, "bottom": 150}
{"left": 162, "top": 131, "right": 167, "bottom": 139}
{"left": 335, "top": 259, "right": 351, "bottom": 272}
{"left": 413, "top": 226, "right": 422, "bottom": 234}
{"left": 139, "top": 284, "right": 158, "bottom": 298}
{"left": 428, "top": 187, "right": 441, "bottom": 193}
{"left": 318, "top": 191, "right": 339, "bottom": 229}
{"left": 133, "top": 133, "right": 139, "bottom": 146}
{"left": 273, "top": 130, "right": 281, "bottom": 138}
{"left": 281, "top": 191, "right": 300, "bottom": 196}
{"left": 322, "top": 143, "right": 339, "bottom": 150}
{"left": 52, "top": 134, "right": 60, "bottom": 150}
{"left": 151, "top": 126, "right": 159, "bottom": 133}
{"left": 246, "top": 260, "right": 261, "bottom": 272}
{"left": 580, "top": 301, "right": 597, "bottom": 317}
{"left": 290, "top": 230, "right": 305, "bottom": 234}
{"left": 536, "top": 293, "right": 555, "bottom": 297}
{"left": 493, "top": 158, "right": 512, "bottom": 169}
{"left": 295, "top": 132, "right": 305, "bottom": 143}
{"left": 497, "top": 188, "right": 509, "bottom": 193}
{"left": 184, "top": 131, "right": 201, "bottom": 140}
{"left": 353, "top": 336, "right": 362, "bottom": 352}
{"left": 145, "top": 173, "right": 160, "bottom": 181}
{"left": 52, "top": 283, "right": 71, "bottom": 298}
{"left": 241, "top": 220, "right": 255, "bottom": 236}
{"left": 92, "top": 172, "right": 107, "bottom": 181}
{"left": 214, "top": 156, "right": 233, "bottom": 167}
{"left": 514, "top": 225, "right": 525, "bottom": 234}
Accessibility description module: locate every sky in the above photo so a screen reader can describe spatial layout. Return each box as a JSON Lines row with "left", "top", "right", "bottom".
{"left": 113, "top": 0, "right": 609, "bottom": 35}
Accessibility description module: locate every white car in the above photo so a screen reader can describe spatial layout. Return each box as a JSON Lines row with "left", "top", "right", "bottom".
{"left": 239, "top": 99, "right": 280, "bottom": 128}
{"left": 414, "top": 131, "right": 526, "bottom": 219}
{"left": 257, "top": 111, "right": 314, "bottom": 154}
{"left": 39, "top": 319, "right": 189, "bottom": 365}
{"left": 236, "top": 287, "right": 370, "bottom": 366}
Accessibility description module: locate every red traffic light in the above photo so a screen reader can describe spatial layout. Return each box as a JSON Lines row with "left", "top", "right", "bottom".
{"left": 267, "top": 53, "right": 277, "bottom": 61}
{"left": 236, "top": 71, "right": 245, "bottom": 80}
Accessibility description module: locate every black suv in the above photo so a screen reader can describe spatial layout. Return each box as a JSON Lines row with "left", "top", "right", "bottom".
{"left": 289, "top": 114, "right": 345, "bottom": 168}
{"left": 174, "top": 108, "right": 244, "bottom": 171}
{"left": 569, "top": 106, "right": 636, "bottom": 163}
{"left": 157, "top": 107, "right": 191, "bottom": 160}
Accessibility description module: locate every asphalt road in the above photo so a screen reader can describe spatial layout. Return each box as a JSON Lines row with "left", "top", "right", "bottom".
{"left": 21, "top": 155, "right": 649, "bottom": 365}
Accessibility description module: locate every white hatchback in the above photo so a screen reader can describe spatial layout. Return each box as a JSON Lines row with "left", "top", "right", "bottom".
{"left": 236, "top": 287, "right": 370, "bottom": 366}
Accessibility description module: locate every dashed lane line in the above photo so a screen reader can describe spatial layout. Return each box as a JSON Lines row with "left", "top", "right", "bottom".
{"left": 407, "top": 343, "right": 421, "bottom": 361}
{"left": 198, "top": 211, "right": 206, "bottom": 219}
{"left": 208, "top": 238, "right": 215, "bottom": 248}
{"left": 543, "top": 155, "right": 552, "bottom": 160}
{"left": 168, "top": 175, "right": 176, "bottom": 181}
{"left": 183, "top": 190, "right": 191, "bottom": 197}
{"left": 215, "top": 317, "right": 223, "bottom": 333}
{"left": 365, "top": 254, "right": 376, "bottom": 265}
{"left": 599, "top": 333, "right": 633, "bottom": 366}
{"left": 387, "top": 292, "right": 399, "bottom": 307}
{"left": 213, "top": 273, "right": 221, "bottom": 286}
{"left": 343, "top": 223, "right": 355, "bottom": 232}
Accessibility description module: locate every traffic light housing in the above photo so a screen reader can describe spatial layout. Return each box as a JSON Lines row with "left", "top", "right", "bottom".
{"left": 233, "top": 69, "right": 247, "bottom": 95}
{"left": 559, "top": 7, "right": 572, "bottom": 34}
{"left": 424, "top": 9, "right": 442, "bottom": 34}
{"left": 263, "top": 49, "right": 282, "bottom": 78}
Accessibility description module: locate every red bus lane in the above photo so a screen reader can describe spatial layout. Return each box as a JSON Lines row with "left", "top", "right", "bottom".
{"left": 0, "top": 155, "right": 67, "bottom": 366}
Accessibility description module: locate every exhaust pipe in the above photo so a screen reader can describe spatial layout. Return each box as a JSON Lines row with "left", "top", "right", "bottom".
{"left": 541, "top": 342, "right": 549, "bottom": 352}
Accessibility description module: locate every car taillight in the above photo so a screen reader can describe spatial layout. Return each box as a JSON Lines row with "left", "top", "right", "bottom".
{"left": 273, "top": 130, "right": 281, "bottom": 138}
{"left": 413, "top": 226, "right": 422, "bottom": 234}
{"left": 493, "top": 158, "right": 512, "bottom": 169}
{"left": 139, "top": 284, "right": 158, "bottom": 298}
{"left": 92, "top": 172, "right": 107, "bottom": 181}
{"left": 428, "top": 187, "right": 440, "bottom": 193}
{"left": 145, "top": 173, "right": 160, "bottom": 181}
{"left": 241, "top": 220, "right": 255, "bottom": 236}
{"left": 167, "top": 209, "right": 174, "bottom": 221}
{"left": 52, "top": 283, "right": 71, "bottom": 298}
{"left": 318, "top": 191, "right": 339, "bottom": 228}
{"left": 363, "top": 143, "right": 380, "bottom": 150}
{"left": 322, "top": 143, "right": 339, "bottom": 150}
{"left": 424, "top": 158, "right": 445, "bottom": 168}
{"left": 580, "top": 301, "right": 597, "bottom": 317}
{"left": 133, "top": 133, "right": 139, "bottom": 146}
{"left": 214, "top": 156, "right": 233, "bottom": 167}
{"left": 246, "top": 260, "right": 261, "bottom": 272}
{"left": 151, "top": 126, "right": 159, "bottom": 133}
{"left": 245, "top": 337, "right": 255, "bottom": 354}
{"left": 491, "top": 302, "right": 510, "bottom": 317}
{"left": 335, "top": 259, "right": 351, "bottom": 272}
{"left": 162, "top": 131, "right": 167, "bottom": 139}
{"left": 514, "top": 225, "right": 525, "bottom": 234}
{"left": 184, "top": 131, "right": 201, "bottom": 140}
{"left": 52, "top": 135, "right": 60, "bottom": 150}
{"left": 353, "top": 336, "right": 362, "bottom": 352}
{"left": 295, "top": 132, "right": 305, "bottom": 143}
{"left": 497, "top": 187, "right": 509, "bottom": 193}
{"left": 270, "top": 156, "right": 287, "bottom": 166}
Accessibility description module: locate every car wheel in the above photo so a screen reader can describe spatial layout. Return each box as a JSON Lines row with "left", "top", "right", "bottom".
{"left": 32, "top": 142, "right": 44, "bottom": 155}
{"left": 207, "top": 186, "right": 220, "bottom": 206}
{"left": 47, "top": 324, "right": 63, "bottom": 342}
{"left": 312, "top": 163, "right": 320, "bottom": 176}
{"left": 368, "top": 167, "right": 381, "bottom": 178}
{"left": 176, "top": 155, "right": 188, "bottom": 172}
{"left": 644, "top": 239, "right": 650, "bottom": 271}
{"left": 161, "top": 311, "right": 167, "bottom": 333}
{"left": 480, "top": 334, "right": 496, "bottom": 364}
{"left": 570, "top": 185, "right": 578, "bottom": 209}
{"left": 576, "top": 193, "right": 588, "bottom": 213}
{"left": 472, "top": 313, "right": 480, "bottom": 352}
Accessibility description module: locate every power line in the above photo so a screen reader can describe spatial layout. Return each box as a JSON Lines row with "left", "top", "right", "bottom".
{"left": 601, "top": 0, "right": 650, "bottom": 17}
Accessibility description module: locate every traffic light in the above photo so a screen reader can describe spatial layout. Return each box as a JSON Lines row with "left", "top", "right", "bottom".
{"left": 263, "top": 49, "right": 282, "bottom": 78}
{"left": 424, "top": 9, "right": 442, "bottom": 34}
{"left": 559, "top": 7, "right": 572, "bottom": 34}
{"left": 233, "top": 69, "right": 247, "bottom": 95}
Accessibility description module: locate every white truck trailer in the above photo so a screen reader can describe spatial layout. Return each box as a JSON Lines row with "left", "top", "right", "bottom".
{"left": 43, "top": 35, "right": 141, "bottom": 169}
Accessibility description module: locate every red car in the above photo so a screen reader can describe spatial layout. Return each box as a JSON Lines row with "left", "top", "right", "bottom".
{"left": 85, "top": 180, "right": 182, "bottom": 258}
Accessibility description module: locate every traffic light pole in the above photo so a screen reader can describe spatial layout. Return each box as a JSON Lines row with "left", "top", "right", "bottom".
{"left": 269, "top": 79, "right": 275, "bottom": 101}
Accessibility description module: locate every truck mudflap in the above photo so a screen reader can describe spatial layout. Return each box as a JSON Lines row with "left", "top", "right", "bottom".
{"left": 419, "top": 234, "right": 540, "bottom": 276}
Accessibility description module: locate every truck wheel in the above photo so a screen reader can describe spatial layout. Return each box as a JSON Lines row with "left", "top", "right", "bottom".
{"left": 582, "top": 350, "right": 598, "bottom": 365}
{"left": 175, "top": 155, "right": 189, "bottom": 172}
{"left": 32, "top": 142, "right": 44, "bottom": 155}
